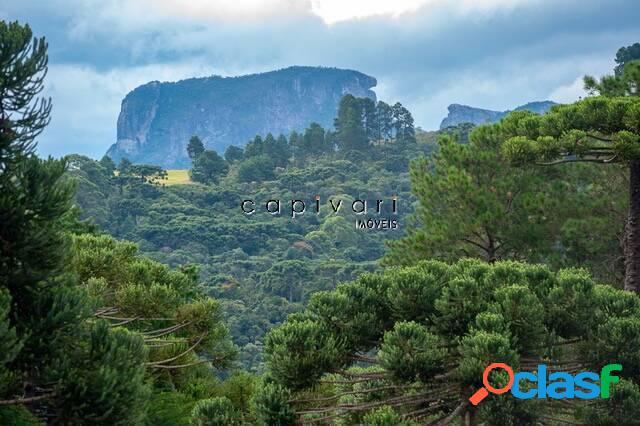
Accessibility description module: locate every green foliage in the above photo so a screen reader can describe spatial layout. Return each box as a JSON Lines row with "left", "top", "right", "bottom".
{"left": 0, "top": 22, "right": 241, "bottom": 425}
{"left": 72, "top": 233, "right": 195, "bottom": 295}
{"left": 545, "top": 267, "right": 597, "bottom": 338}
{"left": 190, "top": 397, "right": 241, "bottom": 426}
{"left": 6, "top": 24, "right": 639, "bottom": 425}
{"left": 258, "top": 260, "right": 311, "bottom": 302}
{"left": 375, "top": 101, "right": 393, "bottom": 140}
{"left": 0, "top": 21, "right": 50, "bottom": 162}
{"left": 187, "top": 136, "right": 206, "bottom": 160}
{"left": 129, "top": 164, "right": 168, "bottom": 184}
{"left": 70, "top": 99, "right": 430, "bottom": 376}
{"left": 237, "top": 154, "right": 275, "bottom": 182}
{"left": 335, "top": 94, "right": 369, "bottom": 151}
{"left": 0, "top": 21, "right": 154, "bottom": 425}
{"left": 265, "top": 133, "right": 290, "bottom": 167}
{"left": 589, "top": 315, "right": 640, "bottom": 378}
{"left": 301, "top": 122, "right": 327, "bottom": 157}
{"left": 1, "top": 154, "right": 75, "bottom": 290}
{"left": 265, "top": 318, "right": 343, "bottom": 390}
{"left": 585, "top": 59, "right": 640, "bottom": 97}
{"left": 434, "top": 267, "right": 493, "bottom": 338}
{"left": 64, "top": 44, "right": 640, "bottom": 424}
{"left": 118, "top": 157, "right": 132, "bottom": 173}
{"left": 191, "top": 150, "right": 228, "bottom": 184}
{"left": 219, "top": 371, "right": 257, "bottom": 414}
{"left": 386, "top": 114, "right": 627, "bottom": 285}
{"left": 579, "top": 380, "right": 640, "bottom": 426}
{"left": 251, "top": 382, "right": 296, "bottom": 426}
{"left": 362, "top": 406, "right": 419, "bottom": 426}
{"left": 476, "top": 392, "right": 540, "bottom": 426}
{"left": 99, "top": 155, "right": 116, "bottom": 175}
{"left": 489, "top": 284, "right": 546, "bottom": 353}
{"left": 501, "top": 96, "right": 640, "bottom": 164}
{"left": 378, "top": 321, "right": 446, "bottom": 382}
{"left": 264, "top": 259, "right": 639, "bottom": 423}
{"left": 457, "top": 330, "right": 518, "bottom": 386}
{"left": 72, "top": 232, "right": 237, "bottom": 374}
{"left": 225, "top": 145, "right": 245, "bottom": 163}
{"left": 385, "top": 129, "right": 569, "bottom": 266}
{"left": 0, "top": 406, "right": 42, "bottom": 426}
{"left": 615, "top": 42, "right": 640, "bottom": 76}
{"left": 391, "top": 102, "right": 416, "bottom": 144}
{"left": 0, "top": 289, "right": 21, "bottom": 394}
{"left": 385, "top": 263, "right": 448, "bottom": 322}
{"left": 54, "top": 321, "right": 150, "bottom": 425}
{"left": 146, "top": 392, "right": 195, "bottom": 426}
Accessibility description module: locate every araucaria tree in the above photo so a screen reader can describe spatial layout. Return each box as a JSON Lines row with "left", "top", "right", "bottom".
{"left": 502, "top": 58, "right": 640, "bottom": 292}
{"left": 190, "top": 147, "right": 229, "bottom": 184}
{"left": 0, "top": 21, "right": 148, "bottom": 423}
{"left": 385, "top": 129, "right": 567, "bottom": 266}
{"left": 263, "top": 259, "right": 640, "bottom": 425}
{"left": 187, "top": 135, "right": 206, "bottom": 160}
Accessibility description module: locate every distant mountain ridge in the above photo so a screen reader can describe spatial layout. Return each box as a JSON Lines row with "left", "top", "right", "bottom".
{"left": 106, "top": 66, "right": 377, "bottom": 168}
{"left": 439, "top": 100, "right": 557, "bottom": 129}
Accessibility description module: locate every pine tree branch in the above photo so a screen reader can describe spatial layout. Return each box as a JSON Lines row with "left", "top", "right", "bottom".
{"left": 0, "top": 392, "right": 54, "bottom": 406}
{"left": 586, "top": 133, "right": 613, "bottom": 142}
{"left": 146, "top": 333, "right": 206, "bottom": 366}
{"left": 348, "top": 354, "right": 379, "bottom": 364}
{"left": 151, "top": 359, "right": 211, "bottom": 369}
{"left": 290, "top": 383, "right": 422, "bottom": 404}
{"left": 142, "top": 321, "right": 192, "bottom": 339}
{"left": 432, "top": 401, "right": 467, "bottom": 426}
{"left": 539, "top": 414, "right": 583, "bottom": 425}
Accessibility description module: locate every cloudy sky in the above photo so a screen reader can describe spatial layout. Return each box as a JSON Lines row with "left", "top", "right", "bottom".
{"left": 2, "top": 0, "right": 640, "bottom": 158}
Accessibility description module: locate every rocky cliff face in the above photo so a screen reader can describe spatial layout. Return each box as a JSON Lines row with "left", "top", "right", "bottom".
{"left": 439, "top": 100, "right": 557, "bottom": 129}
{"left": 107, "top": 66, "right": 377, "bottom": 168}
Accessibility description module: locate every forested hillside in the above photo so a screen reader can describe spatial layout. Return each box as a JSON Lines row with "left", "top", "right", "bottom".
{"left": 70, "top": 94, "right": 433, "bottom": 369}
{"left": 73, "top": 84, "right": 630, "bottom": 380}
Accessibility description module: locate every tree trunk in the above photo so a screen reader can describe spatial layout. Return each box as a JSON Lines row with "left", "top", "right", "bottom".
{"left": 465, "top": 408, "right": 478, "bottom": 426}
{"left": 487, "top": 232, "right": 497, "bottom": 264}
{"left": 624, "top": 160, "right": 640, "bottom": 292}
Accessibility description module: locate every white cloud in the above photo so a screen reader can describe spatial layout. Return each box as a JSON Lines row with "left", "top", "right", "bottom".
{"left": 546, "top": 55, "right": 613, "bottom": 104}
{"left": 62, "top": 0, "right": 297, "bottom": 40}
{"left": 309, "top": 0, "right": 537, "bottom": 24}
{"left": 145, "top": 0, "right": 311, "bottom": 23}
{"left": 548, "top": 77, "right": 587, "bottom": 104}
{"left": 309, "top": 0, "right": 428, "bottom": 24}
{"left": 57, "top": 0, "right": 537, "bottom": 33}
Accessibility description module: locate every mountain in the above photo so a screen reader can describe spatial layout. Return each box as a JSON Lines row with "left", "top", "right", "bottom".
{"left": 106, "top": 66, "right": 377, "bottom": 168}
{"left": 439, "top": 100, "right": 557, "bottom": 129}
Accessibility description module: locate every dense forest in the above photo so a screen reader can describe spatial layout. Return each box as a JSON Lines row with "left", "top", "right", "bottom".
{"left": 3, "top": 18, "right": 640, "bottom": 425}
{"left": 70, "top": 92, "right": 430, "bottom": 370}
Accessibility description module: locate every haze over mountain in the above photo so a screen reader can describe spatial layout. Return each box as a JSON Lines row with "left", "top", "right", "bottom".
{"left": 439, "top": 101, "right": 557, "bottom": 129}
{"left": 106, "top": 66, "right": 376, "bottom": 168}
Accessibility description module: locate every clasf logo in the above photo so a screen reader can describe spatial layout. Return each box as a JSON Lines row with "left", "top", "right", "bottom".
{"left": 469, "top": 362, "right": 623, "bottom": 405}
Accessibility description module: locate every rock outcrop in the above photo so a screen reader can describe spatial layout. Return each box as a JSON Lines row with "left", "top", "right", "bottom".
{"left": 439, "top": 100, "right": 557, "bottom": 129}
{"left": 106, "top": 66, "right": 377, "bottom": 168}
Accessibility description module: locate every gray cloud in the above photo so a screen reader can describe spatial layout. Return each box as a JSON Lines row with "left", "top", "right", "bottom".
{"left": 2, "top": 0, "right": 639, "bottom": 158}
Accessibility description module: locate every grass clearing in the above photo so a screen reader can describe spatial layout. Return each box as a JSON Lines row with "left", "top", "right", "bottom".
{"left": 165, "top": 169, "right": 192, "bottom": 185}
